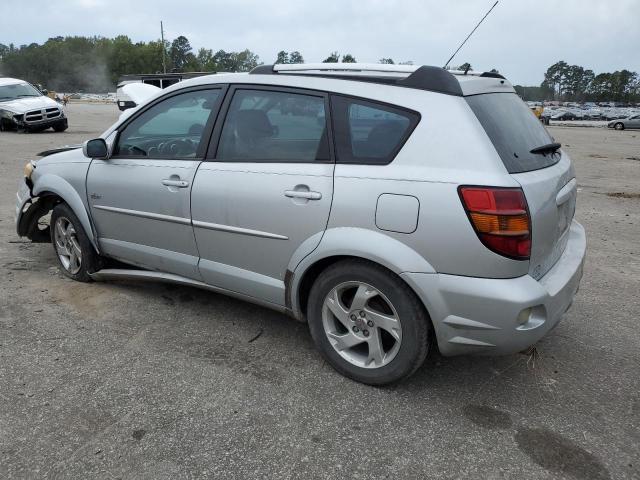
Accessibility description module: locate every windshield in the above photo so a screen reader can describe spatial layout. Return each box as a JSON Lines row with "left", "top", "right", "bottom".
{"left": 0, "top": 83, "right": 42, "bottom": 102}
{"left": 467, "top": 93, "right": 559, "bottom": 174}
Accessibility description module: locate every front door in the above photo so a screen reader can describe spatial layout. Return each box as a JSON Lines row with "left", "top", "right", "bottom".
{"left": 87, "top": 87, "right": 224, "bottom": 278}
{"left": 191, "top": 86, "right": 334, "bottom": 306}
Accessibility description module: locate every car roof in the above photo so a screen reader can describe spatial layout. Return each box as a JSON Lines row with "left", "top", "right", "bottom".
{"left": 180, "top": 63, "right": 515, "bottom": 97}
{"left": 0, "top": 78, "right": 27, "bottom": 87}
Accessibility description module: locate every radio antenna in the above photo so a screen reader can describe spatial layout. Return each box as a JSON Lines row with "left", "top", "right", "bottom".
{"left": 443, "top": 0, "right": 499, "bottom": 69}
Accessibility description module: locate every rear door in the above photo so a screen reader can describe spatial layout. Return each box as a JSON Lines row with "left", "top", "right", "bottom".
{"left": 467, "top": 93, "right": 577, "bottom": 279}
{"left": 191, "top": 86, "right": 334, "bottom": 306}
{"left": 87, "top": 86, "right": 224, "bottom": 278}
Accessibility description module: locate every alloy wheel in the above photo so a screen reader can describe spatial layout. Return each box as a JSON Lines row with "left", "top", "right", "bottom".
{"left": 53, "top": 216, "right": 82, "bottom": 274}
{"left": 322, "top": 281, "right": 402, "bottom": 369}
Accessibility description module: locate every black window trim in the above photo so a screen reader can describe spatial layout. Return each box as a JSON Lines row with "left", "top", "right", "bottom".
{"left": 205, "top": 84, "right": 335, "bottom": 164}
{"left": 329, "top": 93, "right": 421, "bottom": 166}
{"left": 111, "top": 84, "right": 228, "bottom": 161}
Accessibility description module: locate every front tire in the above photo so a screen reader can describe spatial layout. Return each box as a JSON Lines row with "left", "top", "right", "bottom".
{"left": 53, "top": 119, "right": 68, "bottom": 132}
{"left": 50, "top": 203, "right": 101, "bottom": 282}
{"left": 307, "top": 259, "right": 431, "bottom": 385}
{"left": 614, "top": 122, "right": 625, "bottom": 130}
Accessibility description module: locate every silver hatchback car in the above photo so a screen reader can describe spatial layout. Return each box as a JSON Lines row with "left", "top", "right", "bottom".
{"left": 16, "top": 63, "right": 586, "bottom": 385}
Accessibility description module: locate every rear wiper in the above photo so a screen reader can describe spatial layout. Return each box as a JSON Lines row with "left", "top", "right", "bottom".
{"left": 530, "top": 142, "right": 561, "bottom": 154}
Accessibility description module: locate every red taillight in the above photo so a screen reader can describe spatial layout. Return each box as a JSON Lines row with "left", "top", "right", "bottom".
{"left": 459, "top": 186, "right": 531, "bottom": 260}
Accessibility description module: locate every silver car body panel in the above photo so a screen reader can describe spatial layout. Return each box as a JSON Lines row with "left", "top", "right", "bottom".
{"left": 16, "top": 66, "right": 587, "bottom": 357}
{"left": 512, "top": 154, "right": 577, "bottom": 279}
{"left": 20, "top": 150, "right": 98, "bottom": 251}
{"left": 87, "top": 158, "right": 202, "bottom": 279}
{"left": 403, "top": 220, "right": 585, "bottom": 355}
{"left": 89, "top": 268, "right": 286, "bottom": 313}
{"left": 191, "top": 161, "right": 334, "bottom": 306}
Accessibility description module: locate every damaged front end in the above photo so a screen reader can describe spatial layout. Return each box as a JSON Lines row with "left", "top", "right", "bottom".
{"left": 15, "top": 161, "right": 59, "bottom": 243}
{"left": 16, "top": 177, "right": 55, "bottom": 243}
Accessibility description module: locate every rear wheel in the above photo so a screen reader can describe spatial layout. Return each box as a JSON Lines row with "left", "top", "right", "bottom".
{"left": 307, "top": 259, "right": 431, "bottom": 385}
{"left": 614, "top": 122, "right": 625, "bottom": 130}
{"left": 50, "top": 203, "right": 101, "bottom": 282}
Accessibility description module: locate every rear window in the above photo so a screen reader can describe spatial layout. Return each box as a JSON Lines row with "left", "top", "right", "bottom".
{"left": 331, "top": 96, "right": 419, "bottom": 165}
{"left": 466, "top": 93, "right": 558, "bottom": 173}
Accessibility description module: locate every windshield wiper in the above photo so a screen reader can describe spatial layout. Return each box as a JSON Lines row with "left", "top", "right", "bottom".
{"left": 530, "top": 142, "right": 561, "bottom": 155}
{"left": 17, "top": 94, "right": 38, "bottom": 98}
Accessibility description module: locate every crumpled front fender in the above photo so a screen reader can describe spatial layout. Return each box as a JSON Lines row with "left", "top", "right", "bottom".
{"left": 27, "top": 173, "right": 99, "bottom": 252}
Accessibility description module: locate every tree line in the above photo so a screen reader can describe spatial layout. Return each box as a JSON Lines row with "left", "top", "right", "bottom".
{"left": 1, "top": 36, "right": 638, "bottom": 102}
{"left": 0, "top": 36, "right": 368, "bottom": 92}
{"left": 515, "top": 60, "right": 639, "bottom": 103}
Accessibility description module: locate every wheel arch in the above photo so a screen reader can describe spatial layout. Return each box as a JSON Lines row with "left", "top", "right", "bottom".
{"left": 289, "top": 227, "right": 436, "bottom": 320}
{"left": 31, "top": 174, "right": 100, "bottom": 253}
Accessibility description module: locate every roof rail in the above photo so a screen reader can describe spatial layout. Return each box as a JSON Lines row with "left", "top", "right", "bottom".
{"left": 249, "top": 63, "right": 465, "bottom": 96}
{"left": 273, "top": 63, "right": 419, "bottom": 74}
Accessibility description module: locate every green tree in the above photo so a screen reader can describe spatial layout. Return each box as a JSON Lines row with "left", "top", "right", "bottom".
{"left": 341, "top": 54, "right": 356, "bottom": 63}
{"left": 197, "top": 48, "right": 216, "bottom": 71}
{"left": 275, "top": 51, "right": 289, "bottom": 64}
{"left": 212, "top": 49, "right": 260, "bottom": 72}
{"left": 322, "top": 51, "right": 339, "bottom": 63}
{"left": 379, "top": 58, "right": 394, "bottom": 64}
{"left": 169, "top": 36, "right": 192, "bottom": 72}
{"left": 289, "top": 51, "right": 304, "bottom": 64}
{"left": 458, "top": 62, "right": 472, "bottom": 72}
{"left": 542, "top": 60, "right": 569, "bottom": 99}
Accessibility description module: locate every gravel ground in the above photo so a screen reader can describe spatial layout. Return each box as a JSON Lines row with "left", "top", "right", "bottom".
{"left": 0, "top": 103, "right": 638, "bottom": 479}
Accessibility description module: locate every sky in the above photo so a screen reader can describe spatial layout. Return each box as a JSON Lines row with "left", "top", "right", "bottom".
{"left": 1, "top": 0, "right": 639, "bottom": 85}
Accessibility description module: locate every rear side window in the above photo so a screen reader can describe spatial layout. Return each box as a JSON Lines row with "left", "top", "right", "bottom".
{"left": 331, "top": 96, "right": 419, "bottom": 165}
{"left": 466, "top": 93, "right": 558, "bottom": 173}
{"left": 216, "top": 89, "right": 329, "bottom": 163}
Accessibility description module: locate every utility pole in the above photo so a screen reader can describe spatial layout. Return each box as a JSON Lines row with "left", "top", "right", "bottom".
{"left": 160, "top": 21, "right": 167, "bottom": 74}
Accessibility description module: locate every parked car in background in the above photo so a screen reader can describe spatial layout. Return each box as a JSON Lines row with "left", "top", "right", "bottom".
{"left": 608, "top": 114, "right": 640, "bottom": 130}
{"left": 0, "top": 78, "right": 68, "bottom": 132}
{"left": 550, "top": 110, "right": 577, "bottom": 121}
{"left": 16, "top": 63, "right": 586, "bottom": 385}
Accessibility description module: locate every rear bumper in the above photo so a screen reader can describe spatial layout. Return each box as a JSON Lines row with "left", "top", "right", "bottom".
{"left": 402, "top": 220, "right": 586, "bottom": 356}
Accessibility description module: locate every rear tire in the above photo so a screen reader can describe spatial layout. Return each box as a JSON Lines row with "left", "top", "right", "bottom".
{"left": 614, "top": 122, "right": 625, "bottom": 130}
{"left": 50, "top": 203, "right": 101, "bottom": 282}
{"left": 307, "top": 259, "right": 431, "bottom": 385}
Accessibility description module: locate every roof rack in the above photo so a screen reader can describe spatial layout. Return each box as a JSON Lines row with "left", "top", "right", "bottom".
{"left": 250, "top": 63, "right": 466, "bottom": 96}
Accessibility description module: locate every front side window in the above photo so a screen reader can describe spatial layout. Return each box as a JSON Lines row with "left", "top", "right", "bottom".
{"left": 114, "top": 89, "right": 220, "bottom": 159}
{"left": 217, "top": 89, "right": 329, "bottom": 162}
{"left": 331, "top": 96, "right": 419, "bottom": 165}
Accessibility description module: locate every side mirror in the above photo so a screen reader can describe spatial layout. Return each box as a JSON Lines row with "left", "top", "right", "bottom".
{"left": 83, "top": 138, "right": 109, "bottom": 159}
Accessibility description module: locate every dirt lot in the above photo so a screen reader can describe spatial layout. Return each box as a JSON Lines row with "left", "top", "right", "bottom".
{"left": 1, "top": 104, "right": 639, "bottom": 479}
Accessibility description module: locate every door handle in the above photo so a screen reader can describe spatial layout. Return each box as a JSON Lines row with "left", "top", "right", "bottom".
{"left": 162, "top": 179, "right": 189, "bottom": 188}
{"left": 284, "top": 190, "right": 322, "bottom": 200}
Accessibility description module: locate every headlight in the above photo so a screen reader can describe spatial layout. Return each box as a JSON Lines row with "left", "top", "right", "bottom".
{"left": 24, "top": 161, "right": 35, "bottom": 179}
